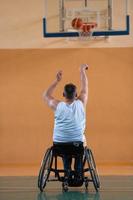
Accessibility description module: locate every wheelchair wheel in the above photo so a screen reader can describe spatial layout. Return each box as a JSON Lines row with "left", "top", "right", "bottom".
{"left": 87, "top": 149, "right": 100, "bottom": 188}
{"left": 85, "top": 148, "right": 100, "bottom": 191}
{"left": 38, "top": 147, "right": 53, "bottom": 192}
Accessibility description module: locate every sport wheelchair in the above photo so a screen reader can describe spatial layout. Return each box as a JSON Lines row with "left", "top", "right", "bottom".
{"left": 38, "top": 144, "right": 100, "bottom": 192}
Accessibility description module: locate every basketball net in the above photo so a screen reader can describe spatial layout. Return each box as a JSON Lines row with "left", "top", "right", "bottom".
{"left": 78, "top": 29, "right": 93, "bottom": 41}
{"left": 78, "top": 22, "right": 97, "bottom": 41}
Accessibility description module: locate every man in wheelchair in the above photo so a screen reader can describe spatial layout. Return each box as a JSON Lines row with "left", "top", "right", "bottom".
{"left": 43, "top": 64, "right": 88, "bottom": 187}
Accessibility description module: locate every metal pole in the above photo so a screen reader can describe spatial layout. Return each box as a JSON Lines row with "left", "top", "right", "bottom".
{"left": 125, "top": 0, "right": 128, "bottom": 16}
{"left": 59, "top": 0, "right": 65, "bottom": 32}
{"left": 44, "top": 0, "right": 47, "bottom": 18}
{"left": 108, "top": 0, "right": 112, "bottom": 30}
{"left": 85, "top": 0, "right": 87, "bottom": 7}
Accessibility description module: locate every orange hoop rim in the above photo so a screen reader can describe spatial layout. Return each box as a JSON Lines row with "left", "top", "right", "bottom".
{"left": 71, "top": 18, "right": 97, "bottom": 33}
{"left": 80, "top": 22, "right": 97, "bottom": 33}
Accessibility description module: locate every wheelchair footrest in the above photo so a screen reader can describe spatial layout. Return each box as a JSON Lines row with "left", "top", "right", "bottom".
{"left": 68, "top": 178, "right": 84, "bottom": 187}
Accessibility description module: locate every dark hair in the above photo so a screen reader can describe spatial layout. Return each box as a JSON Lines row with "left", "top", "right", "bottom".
{"left": 63, "top": 83, "right": 77, "bottom": 100}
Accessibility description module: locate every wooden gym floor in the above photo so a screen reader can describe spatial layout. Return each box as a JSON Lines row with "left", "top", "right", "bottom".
{"left": 0, "top": 176, "right": 133, "bottom": 200}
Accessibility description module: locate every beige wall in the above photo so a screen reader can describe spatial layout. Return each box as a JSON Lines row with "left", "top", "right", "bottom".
{"left": 0, "top": 48, "right": 133, "bottom": 166}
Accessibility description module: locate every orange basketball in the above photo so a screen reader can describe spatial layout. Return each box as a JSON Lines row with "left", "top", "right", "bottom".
{"left": 71, "top": 18, "right": 83, "bottom": 29}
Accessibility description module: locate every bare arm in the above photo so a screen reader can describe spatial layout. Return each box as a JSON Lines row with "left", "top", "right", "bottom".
{"left": 78, "top": 64, "right": 89, "bottom": 107}
{"left": 43, "top": 71, "right": 62, "bottom": 111}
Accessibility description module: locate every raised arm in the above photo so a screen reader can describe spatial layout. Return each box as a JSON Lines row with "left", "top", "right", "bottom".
{"left": 43, "top": 71, "right": 62, "bottom": 111}
{"left": 78, "top": 64, "right": 89, "bottom": 107}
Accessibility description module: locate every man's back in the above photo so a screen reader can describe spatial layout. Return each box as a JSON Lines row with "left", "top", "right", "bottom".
{"left": 53, "top": 99, "right": 85, "bottom": 143}
{"left": 43, "top": 64, "right": 89, "bottom": 183}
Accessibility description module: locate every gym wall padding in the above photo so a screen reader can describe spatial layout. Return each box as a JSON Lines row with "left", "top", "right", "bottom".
{"left": 0, "top": 48, "right": 133, "bottom": 166}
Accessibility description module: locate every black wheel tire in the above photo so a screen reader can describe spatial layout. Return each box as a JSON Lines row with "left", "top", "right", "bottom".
{"left": 87, "top": 149, "right": 100, "bottom": 188}
{"left": 85, "top": 148, "right": 100, "bottom": 191}
{"left": 89, "top": 167, "right": 99, "bottom": 192}
{"left": 38, "top": 148, "right": 49, "bottom": 188}
{"left": 38, "top": 147, "right": 53, "bottom": 192}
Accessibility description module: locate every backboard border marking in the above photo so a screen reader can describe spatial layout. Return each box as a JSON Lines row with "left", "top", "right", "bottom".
{"left": 43, "top": 15, "right": 130, "bottom": 38}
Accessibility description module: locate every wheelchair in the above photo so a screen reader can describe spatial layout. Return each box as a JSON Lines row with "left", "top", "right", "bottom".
{"left": 38, "top": 143, "right": 100, "bottom": 192}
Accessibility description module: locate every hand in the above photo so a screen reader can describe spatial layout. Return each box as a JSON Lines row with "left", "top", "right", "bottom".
{"left": 56, "top": 70, "right": 62, "bottom": 82}
{"left": 80, "top": 64, "right": 89, "bottom": 71}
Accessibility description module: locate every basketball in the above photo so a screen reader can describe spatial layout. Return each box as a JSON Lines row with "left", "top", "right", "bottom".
{"left": 71, "top": 18, "right": 83, "bottom": 29}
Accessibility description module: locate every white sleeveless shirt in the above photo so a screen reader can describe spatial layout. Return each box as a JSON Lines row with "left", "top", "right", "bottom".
{"left": 53, "top": 100, "right": 86, "bottom": 143}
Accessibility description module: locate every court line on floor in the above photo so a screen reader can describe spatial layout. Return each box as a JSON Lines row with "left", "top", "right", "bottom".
{"left": 0, "top": 187, "right": 133, "bottom": 192}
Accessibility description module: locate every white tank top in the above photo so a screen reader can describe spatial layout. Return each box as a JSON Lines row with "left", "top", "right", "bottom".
{"left": 53, "top": 100, "right": 86, "bottom": 143}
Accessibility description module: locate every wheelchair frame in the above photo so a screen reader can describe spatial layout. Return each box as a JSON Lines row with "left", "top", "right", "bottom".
{"left": 38, "top": 146, "right": 100, "bottom": 192}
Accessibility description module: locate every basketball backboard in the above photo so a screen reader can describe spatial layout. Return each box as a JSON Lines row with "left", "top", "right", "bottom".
{"left": 43, "top": 0, "right": 130, "bottom": 37}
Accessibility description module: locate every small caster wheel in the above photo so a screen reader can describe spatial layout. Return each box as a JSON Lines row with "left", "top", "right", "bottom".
{"left": 85, "top": 181, "right": 88, "bottom": 189}
{"left": 62, "top": 182, "right": 68, "bottom": 192}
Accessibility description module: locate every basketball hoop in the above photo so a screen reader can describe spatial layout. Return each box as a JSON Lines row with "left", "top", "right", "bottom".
{"left": 78, "top": 22, "right": 97, "bottom": 40}
{"left": 71, "top": 18, "right": 97, "bottom": 41}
